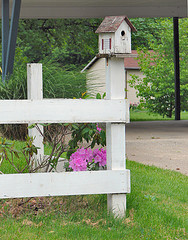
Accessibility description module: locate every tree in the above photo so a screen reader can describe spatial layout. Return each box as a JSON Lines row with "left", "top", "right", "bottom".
{"left": 130, "top": 18, "right": 164, "bottom": 49}
{"left": 129, "top": 18, "right": 188, "bottom": 118}
{"left": 16, "top": 18, "right": 164, "bottom": 68}
{"left": 17, "top": 19, "right": 102, "bottom": 67}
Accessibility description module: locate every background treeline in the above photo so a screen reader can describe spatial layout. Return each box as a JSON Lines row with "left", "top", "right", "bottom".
{"left": 0, "top": 18, "right": 164, "bottom": 100}
{"left": 16, "top": 18, "right": 163, "bottom": 67}
{"left": 0, "top": 18, "right": 187, "bottom": 112}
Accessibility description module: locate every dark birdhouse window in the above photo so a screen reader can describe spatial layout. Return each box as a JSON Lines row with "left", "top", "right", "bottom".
{"left": 102, "top": 38, "right": 111, "bottom": 50}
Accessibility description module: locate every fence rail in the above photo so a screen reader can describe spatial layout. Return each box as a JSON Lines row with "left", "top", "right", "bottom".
{"left": 0, "top": 99, "right": 126, "bottom": 124}
{"left": 0, "top": 170, "right": 130, "bottom": 199}
{"left": 0, "top": 63, "right": 129, "bottom": 217}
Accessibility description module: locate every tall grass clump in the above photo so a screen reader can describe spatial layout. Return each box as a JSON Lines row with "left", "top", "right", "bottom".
{"left": 0, "top": 49, "right": 87, "bottom": 140}
{"left": 43, "top": 62, "right": 86, "bottom": 99}
{"left": 0, "top": 50, "right": 87, "bottom": 100}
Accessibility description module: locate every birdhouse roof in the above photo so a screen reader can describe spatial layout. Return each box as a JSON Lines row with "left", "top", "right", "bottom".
{"left": 95, "top": 16, "right": 137, "bottom": 33}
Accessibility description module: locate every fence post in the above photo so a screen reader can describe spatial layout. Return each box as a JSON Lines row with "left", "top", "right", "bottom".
{"left": 106, "top": 57, "right": 127, "bottom": 217}
{"left": 27, "top": 63, "right": 44, "bottom": 168}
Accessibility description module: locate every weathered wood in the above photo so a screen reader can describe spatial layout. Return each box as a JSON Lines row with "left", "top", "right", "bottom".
{"left": 27, "top": 64, "right": 44, "bottom": 166}
{"left": 126, "top": 99, "right": 130, "bottom": 123}
{"left": 106, "top": 57, "right": 127, "bottom": 217}
{"left": 0, "top": 99, "right": 126, "bottom": 124}
{"left": 0, "top": 170, "right": 130, "bottom": 199}
{"left": 97, "top": 53, "right": 138, "bottom": 59}
{"left": 107, "top": 124, "right": 126, "bottom": 169}
{"left": 27, "top": 63, "right": 43, "bottom": 100}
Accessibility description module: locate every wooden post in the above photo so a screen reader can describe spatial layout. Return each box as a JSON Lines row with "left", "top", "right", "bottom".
{"left": 106, "top": 57, "right": 127, "bottom": 217}
{"left": 27, "top": 63, "right": 44, "bottom": 167}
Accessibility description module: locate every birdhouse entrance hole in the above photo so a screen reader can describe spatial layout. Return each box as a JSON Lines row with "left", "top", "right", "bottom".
{"left": 121, "top": 30, "right": 126, "bottom": 36}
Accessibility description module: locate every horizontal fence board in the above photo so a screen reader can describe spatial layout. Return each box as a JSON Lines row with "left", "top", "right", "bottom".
{"left": 0, "top": 170, "right": 130, "bottom": 199}
{"left": 0, "top": 99, "right": 126, "bottom": 124}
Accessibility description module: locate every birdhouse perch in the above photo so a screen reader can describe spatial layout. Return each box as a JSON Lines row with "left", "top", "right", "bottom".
{"left": 96, "top": 16, "right": 136, "bottom": 55}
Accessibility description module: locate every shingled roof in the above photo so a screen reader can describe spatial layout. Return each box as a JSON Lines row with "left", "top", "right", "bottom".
{"left": 95, "top": 16, "right": 137, "bottom": 33}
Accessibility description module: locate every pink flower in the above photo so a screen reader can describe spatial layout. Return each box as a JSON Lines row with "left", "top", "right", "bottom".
{"left": 69, "top": 147, "right": 94, "bottom": 171}
{"left": 85, "top": 148, "right": 93, "bottom": 163}
{"left": 69, "top": 151, "right": 87, "bottom": 171}
{"left": 93, "top": 148, "right": 106, "bottom": 167}
{"left": 96, "top": 124, "right": 102, "bottom": 133}
{"left": 69, "top": 158, "right": 87, "bottom": 171}
{"left": 97, "top": 126, "right": 102, "bottom": 133}
{"left": 69, "top": 147, "right": 106, "bottom": 171}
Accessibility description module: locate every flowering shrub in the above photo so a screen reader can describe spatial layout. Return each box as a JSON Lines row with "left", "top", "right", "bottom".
{"left": 69, "top": 147, "right": 106, "bottom": 171}
{"left": 66, "top": 92, "right": 106, "bottom": 159}
{"left": 67, "top": 122, "right": 106, "bottom": 159}
{"left": 26, "top": 92, "right": 107, "bottom": 173}
{"left": 0, "top": 136, "right": 39, "bottom": 173}
{"left": 67, "top": 93, "right": 106, "bottom": 172}
{"left": 96, "top": 124, "right": 102, "bottom": 133}
{"left": 92, "top": 148, "right": 106, "bottom": 167}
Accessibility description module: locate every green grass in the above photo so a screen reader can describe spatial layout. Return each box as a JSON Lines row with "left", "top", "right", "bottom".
{"left": 0, "top": 140, "right": 27, "bottom": 174}
{"left": 130, "top": 109, "right": 188, "bottom": 121}
{"left": 0, "top": 141, "right": 66, "bottom": 174}
{"left": 0, "top": 160, "right": 187, "bottom": 239}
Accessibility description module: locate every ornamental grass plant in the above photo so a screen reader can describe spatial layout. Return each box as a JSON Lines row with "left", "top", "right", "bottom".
{"left": 0, "top": 49, "right": 87, "bottom": 140}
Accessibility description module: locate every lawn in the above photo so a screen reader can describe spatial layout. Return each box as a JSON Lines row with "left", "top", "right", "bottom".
{"left": 130, "top": 109, "right": 188, "bottom": 121}
{"left": 0, "top": 160, "right": 187, "bottom": 239}
{"left": 0, "top": 140, "right": 66, "bottom": 174}
{"left": 0, "top": 120, "right": 187, "bottom": 239}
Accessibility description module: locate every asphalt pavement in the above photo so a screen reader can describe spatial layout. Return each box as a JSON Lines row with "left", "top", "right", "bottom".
{"left": 126, "top": 120, "right": 188, "bottom": 175}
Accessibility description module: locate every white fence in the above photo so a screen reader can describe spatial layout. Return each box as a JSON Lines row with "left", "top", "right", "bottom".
{"left": 0, "top": 99, "right": 126, "bottom": 124}
{"left": 0, "top": 62, "right": 130, "bottom": 217}
{"left": 0, "top": 170, "right": 130, "bottom": 199}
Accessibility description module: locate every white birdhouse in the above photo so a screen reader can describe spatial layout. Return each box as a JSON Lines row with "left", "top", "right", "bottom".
{"left": 96, "top": 16, "right": 136, "bottom": 55}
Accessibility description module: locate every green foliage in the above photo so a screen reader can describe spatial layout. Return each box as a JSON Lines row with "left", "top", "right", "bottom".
{"left": 130, "top": 18, "right": 164, "bottom": 49}
{"left": 96, "top": 92, "right": 106, "bottom": 99}
{"left": 0, "top": 49, "right": 87, "bottom": 100}
{"left": 42, "top": 61, "right": 87, "bottom": 99}
{"left": 66, "top": 93, "right": 106, "bottom": 160}
{"left": 0, "top": 121, "right": 106, "bottom": 173}
{"left": 16, "top": 18, "right": 167, "bottom": 68}
{"left": 0, "top": 49, "right": 87, "bottom": 140}
{"left": 0, "top": 48, "right": 28, "bottom": 100}
{"left": 2, "top": 17, "right": 186, "bottom": 139}
{"left": 0, "top": 136, "right": 39, "bottom": 173}
{"left": 17, "top": 19, "right": 102, "bottom": 67}
{"left": 27, "top": 119, "right": 106, "bottom": 172}
{"left": 0, "top": 48, "right": 28, "bottom": 140}
{"left": 67, "top": 123, "right": 106, "bottom": 160}
{"left": 129, "top": 18, "right": 188, "bottom": 117}
{"left": 0, "top": 17, "right": 170, "bottom": 101}
{"left": 130, "top": 109, "right": 188, "bottom": 121}
{"left": 0, "top": 161, "right": 187, "bottom": 239}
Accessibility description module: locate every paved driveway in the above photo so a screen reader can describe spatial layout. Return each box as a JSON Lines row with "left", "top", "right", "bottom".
{"left": 126, "top": 120, "right": 188, "bottom": 175}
